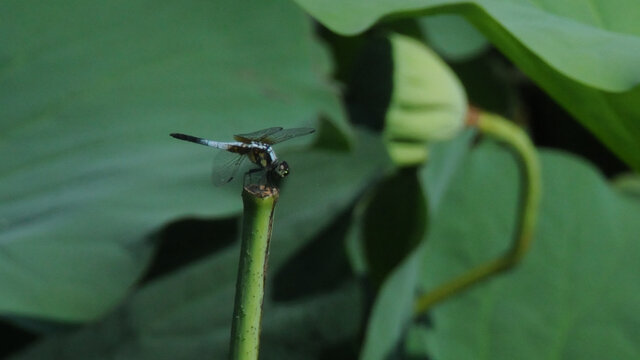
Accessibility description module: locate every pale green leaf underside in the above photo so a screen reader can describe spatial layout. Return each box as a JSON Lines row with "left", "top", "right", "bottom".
{"left": 293, "top": 0, "right": 640, "bottom": 92}
{"left": 419, "top": 14, "right": 489, "bottom": 61}
{"left": 292, "top": 0, "right": 640, "bottom": 171}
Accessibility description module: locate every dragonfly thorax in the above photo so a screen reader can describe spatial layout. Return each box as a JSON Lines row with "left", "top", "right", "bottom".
{"left": 247, "top": 143, "right": 289, "bottom": 179}
{"left": 246, "top": 142, "right": 278, "bottom": 168}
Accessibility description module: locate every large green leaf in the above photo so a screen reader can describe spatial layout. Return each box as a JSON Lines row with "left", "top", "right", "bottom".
{"left": 0, "top": 0, "right": 345, "bottom": 321}
{"left": 9, "top": 129, "right": 389, "bottom": 359}
{"left": 10, "top": 244, "right": 364, "bottom": 360}
{"left": 412, "top": 143, "right": 640, "bottom": 359}
{"left": 292, "top": 0, "right": 640, "bottom": 171}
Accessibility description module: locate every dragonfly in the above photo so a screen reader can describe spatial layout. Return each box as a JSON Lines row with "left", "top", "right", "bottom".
{"left": 170, "top": 127, "right": 315, "bottom": 186}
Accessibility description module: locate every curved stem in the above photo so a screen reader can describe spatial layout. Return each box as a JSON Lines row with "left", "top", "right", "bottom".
{"left": 414, "top": 109, "right": 541, "bottom": 315}
{"left": 229, "top": 186, "right": 279, "bottom": 360}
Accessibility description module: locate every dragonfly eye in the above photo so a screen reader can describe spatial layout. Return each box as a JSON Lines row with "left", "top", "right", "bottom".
{"left": 276, "top": 161, "right": 290, "bottom": 178}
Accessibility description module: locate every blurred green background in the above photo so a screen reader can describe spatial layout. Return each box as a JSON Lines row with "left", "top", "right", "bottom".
{"left": 1, "top": 0, "right": 639, "bottom": 359}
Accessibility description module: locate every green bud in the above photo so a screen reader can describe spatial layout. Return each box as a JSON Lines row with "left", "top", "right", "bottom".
{"left": 385, "top": 33, "right": 467, "bottom": 166}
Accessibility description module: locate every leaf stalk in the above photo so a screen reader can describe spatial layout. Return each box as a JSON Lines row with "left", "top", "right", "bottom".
{"left": 229, "top": 186, "right": 279, "bottom": 360}
{"left": 414, "top": 108, "right": 541, "bottom": 314}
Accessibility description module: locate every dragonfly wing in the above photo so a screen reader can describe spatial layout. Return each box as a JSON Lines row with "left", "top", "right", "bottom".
{"left": 243, "top": 167, "right": 268, "bottom": 187}
{"left": 260, "top": 127, "right": 315, "bottom": 144}
{"left": 211, "top": 150, "right": 246, "bottom": 186}
{"left": 233, "top": 127, "right": 283, "bottom": 143}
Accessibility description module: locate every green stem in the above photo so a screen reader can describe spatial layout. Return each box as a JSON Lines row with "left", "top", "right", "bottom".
{"left": 414, "top": 110, "right": 541, "bottom": 315}
{"left": 229, "top": 186, "right": 279, "bottom": 360}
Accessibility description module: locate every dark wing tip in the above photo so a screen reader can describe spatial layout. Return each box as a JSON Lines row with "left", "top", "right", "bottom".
{"left": 295, "top": 127, "right": 315, "bottom": 135}
{"left": 212, "top": 175, "right": 235, "bottom": 187}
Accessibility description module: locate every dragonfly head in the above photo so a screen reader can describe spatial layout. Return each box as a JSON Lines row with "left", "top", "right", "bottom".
{"left": 274, "top": 161, "right": 290, "bottom": 178}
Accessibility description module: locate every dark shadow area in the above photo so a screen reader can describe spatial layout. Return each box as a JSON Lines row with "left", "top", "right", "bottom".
{"left": 363, "top": 167, "right": 427, "bottom": 285}
{"left": 391, "top": 314, "right": 434, "bottom": 360}
{"left": 139, "top": 216, "right": 239, "bottom": 284}
{"left": 449, "top": 49, "right": 516, "bottom": 117}
{"left": 345, "top": 35, "right": 393, "bottom": 132}
{"left": 271, "top": 208, "right": 354, "bottom": 302}
{"left": 523, "top": 84, "right": 629, "bottom": 177}
{"left": 0, "top": 320, "right": 39, "bottom": 358}
{"left": 318, "top": 339, "right": 361, "bottom": 360}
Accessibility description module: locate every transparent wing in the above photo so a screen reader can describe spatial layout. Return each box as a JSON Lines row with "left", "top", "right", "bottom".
{"left": 210, "top": 150, "right": 246, "bottom": 186}
{"left": 259, "top": 127, "right": 315, "bottom": 145}
{"left": 243, "top": 167, "right": 269, "bottom": 187}
{"left": 233, "top": 127, "right": 283, "bottom": 143}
